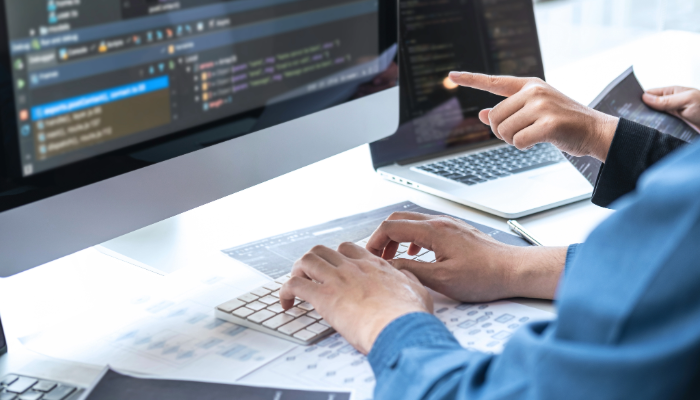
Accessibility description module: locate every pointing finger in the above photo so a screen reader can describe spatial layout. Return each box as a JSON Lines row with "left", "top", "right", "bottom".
{"left": 449, "top": 72, "right": 532, "bottom": 97}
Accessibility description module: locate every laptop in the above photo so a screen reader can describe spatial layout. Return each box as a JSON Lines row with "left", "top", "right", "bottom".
{"left": 0, "top": 315, "right": 89, "bottom": 400}
{"left": 370, "top": 0, "right": 592, "bottom": 218}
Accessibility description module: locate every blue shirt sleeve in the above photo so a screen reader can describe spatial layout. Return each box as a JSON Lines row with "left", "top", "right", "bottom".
{"left": 564, "top": 243, "right": 579, "bottom": 275}
{"left": 368, "top": 141, "right": 700, "bottom": 400}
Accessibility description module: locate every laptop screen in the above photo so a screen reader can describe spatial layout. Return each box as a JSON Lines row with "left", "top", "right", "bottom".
{"left": 370, "top": 0, "right": 545, "bottom": 168}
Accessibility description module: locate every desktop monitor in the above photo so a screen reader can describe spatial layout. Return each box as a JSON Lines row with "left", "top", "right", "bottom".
{"left": 0, "top": 0, "right": 399, "bottom": 277}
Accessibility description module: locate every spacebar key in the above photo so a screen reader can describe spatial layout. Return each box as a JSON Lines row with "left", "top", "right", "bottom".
{"left": 278, "top": 316, "right": 315, "bottom": 335}
{"left": 508, "top": 160, "right": 560, "bottom": 174}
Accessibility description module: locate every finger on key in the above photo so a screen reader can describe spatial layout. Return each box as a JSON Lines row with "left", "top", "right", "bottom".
{"left": 279, "top": 276, "right": 321, "bottom": 310}
{"left": 337, "top": 242, "right": 370, "bottom": 259}
{"left": 308, "top": 245, "right": 348, "bottom": 266}
{"left": 366, "top": 220, "right": 434, "bottom": 259}
{"left": 368, "top": 212, "right": 434, "bottom": 258}
{"left": 379, "top": 240, "right": 400, "bottom": 260}
{"left": 407, "top": 243, "right": 423, "bottom": 256}
{"left": 290, "top": 252, "right": 337, "bottom": 284}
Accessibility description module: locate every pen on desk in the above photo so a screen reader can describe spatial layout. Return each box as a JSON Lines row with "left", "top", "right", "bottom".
{"left": 507, "top": 220, "right": 543, "bottom": 247}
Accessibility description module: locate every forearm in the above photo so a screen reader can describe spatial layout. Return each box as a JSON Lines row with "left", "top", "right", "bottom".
{"left": 507, "top": 246, "right": 567, "bottom": 300}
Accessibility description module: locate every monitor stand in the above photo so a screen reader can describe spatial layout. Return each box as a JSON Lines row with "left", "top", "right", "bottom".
{"left": 97, "top": 217, "right": 184, "bottom": 275}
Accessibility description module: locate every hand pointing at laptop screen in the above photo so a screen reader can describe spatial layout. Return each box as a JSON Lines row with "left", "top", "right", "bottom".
{"left": 447, "top": 72, "right": 620, "bottom": 162}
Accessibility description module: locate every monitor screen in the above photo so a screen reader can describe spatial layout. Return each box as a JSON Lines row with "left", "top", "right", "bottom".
{"left": 370, "top": 0, "right": 544, "bottom": 168}
{"left": 0, "top": 314, "right": 6, "bottom": 355}
{"left": 0, "top": 0, "right": 398, "bottom": 212}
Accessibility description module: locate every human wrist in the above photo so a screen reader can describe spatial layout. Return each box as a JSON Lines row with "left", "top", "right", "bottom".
{"left": 591, "top": 113, "right": 620, "bottom": 162}
{"left": 508, "top": 246, "right": 567, "bottom": 300}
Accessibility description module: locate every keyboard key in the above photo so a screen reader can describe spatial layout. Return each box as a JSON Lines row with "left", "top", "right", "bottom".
{"left": 298, "top": 302, "right": 314, "bottom": 311}
{"left": 307, "top": 310, "right": 322, "bottom": 320}
{"left": 232, "top": 307, "right": 255, "bottom": 318}
{"left": 275, "top": 275, "right": 291, "bottom": 284}
{"left": 42, "top": 385, "right": 76, "bottom": 400}
{"left": 509, "top": 160, "right": 560, "bottom": 174}
{"left": 32, "top": 381, "right": 57, "bottom": 392}
{"left": 6, "top": 377, "right": 37, "bottom": 394}
{"left": 237, "top": 293, "right": 258, "bottom": 303}
{"left": 247, "top": 309, "right": 276, "bottom": 324}
{"left": 0, "top": 393, "right": 17, "bottom": 400}
{"left": 307, "top": 323, "right": 331, "bottom": 334}
{"left": 262, "top": 313, "right": 296, "bottom": 329}
{"left": 1, "top": 375, "right": 19, "bottom": 386}
{"left": 262, "top": 282, "right": 282, "bottom": 291}
{"left": 246, "top": 301, "right": 267, "bottom": 311}
{"left": 250, "top": 287, "right": 271, "bottom": 297}
{"left": 293, "top": 329, "right": 317, "bottom": 341}
{"left": 217, "top": 299, "right": 246, "bottom": 313}
{"left": 270, "top": 290, "right": 280, "bottom": 298}
{"left": 285, "top": 307, "right": 307, "bottom": 317}
{"left": 18, "top": 391, "right": 42, "bottom": 400}
{"left": 396, "top": 253, "right": 416, "bottom": 260}
{"left": 258, "top": 296, "right": 278, "bottom": 305}
{"left": 267, "top": 303, "right": 285, "bottom": 313}
{"left": 318, "top": 319, "right": 331, "bottom": 327}
{"left": 278, "top": 316, "right": 315, "bottom": 335}
{"left": 415, "top": 252, "right": 436, "bottom": 263}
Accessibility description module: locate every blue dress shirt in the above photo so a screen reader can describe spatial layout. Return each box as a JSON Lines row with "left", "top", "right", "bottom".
{"left": 368, "top": 138, "right": 700, "bottom": 399}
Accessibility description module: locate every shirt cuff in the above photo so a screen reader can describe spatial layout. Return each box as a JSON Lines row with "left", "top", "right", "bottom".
{"left": 564, "top": 243, "right": 580, "bottom": 275}
{"left": 368, "top": 312, "right": 460, "bottom": 377}
{"left": 592, "top": 119, "right": 657, "bottom": 208}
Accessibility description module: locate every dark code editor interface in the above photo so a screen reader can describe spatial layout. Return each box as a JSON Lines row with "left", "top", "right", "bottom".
{"left": 7, "top": 0, "right": 381, "bottom": 176}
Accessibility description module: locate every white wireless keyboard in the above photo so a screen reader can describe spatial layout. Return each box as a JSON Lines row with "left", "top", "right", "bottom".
{"left": 215, "top": 238, "right": 437, "bottom": 345}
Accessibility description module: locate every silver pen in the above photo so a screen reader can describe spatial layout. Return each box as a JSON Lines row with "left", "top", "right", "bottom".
{"left": 507, "top": 220, "right": 543, "bottom": 247}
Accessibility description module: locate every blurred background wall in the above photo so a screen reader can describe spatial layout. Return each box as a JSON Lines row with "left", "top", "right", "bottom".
{"left": 534, "top": 0, "right": 700, "bottom": 70}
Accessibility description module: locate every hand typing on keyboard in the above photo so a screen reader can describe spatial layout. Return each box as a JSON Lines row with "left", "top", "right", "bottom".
{"left": 365, "top": 212, "right": 567, "bottom": 303}
{"left": 277, "top": 211, "right": 568, "bottom": 353}
{"left": 278, "top": 242, "right": 433, "bottom": 354}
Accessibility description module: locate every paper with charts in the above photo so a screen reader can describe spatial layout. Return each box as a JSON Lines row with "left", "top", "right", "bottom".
{"left": 241, "top": 291, "right": 553, "bottom": 400}
{"left": 19, "top": 258, "right": 298, "bottom": 383}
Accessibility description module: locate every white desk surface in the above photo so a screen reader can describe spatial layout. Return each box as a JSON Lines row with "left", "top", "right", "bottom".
{"left": 2, "top": 30, "right": 699, "bottom": 386}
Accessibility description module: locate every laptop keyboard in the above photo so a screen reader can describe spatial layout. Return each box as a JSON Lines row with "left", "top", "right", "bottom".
{"left": 416, "top": 143, "right": 563, "bottom": 186}
{"left": 215, "top": 238, "right": 438, "bottom": 345}
{"left": 0, "top": 374, "right": 81, "bottom": 400}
